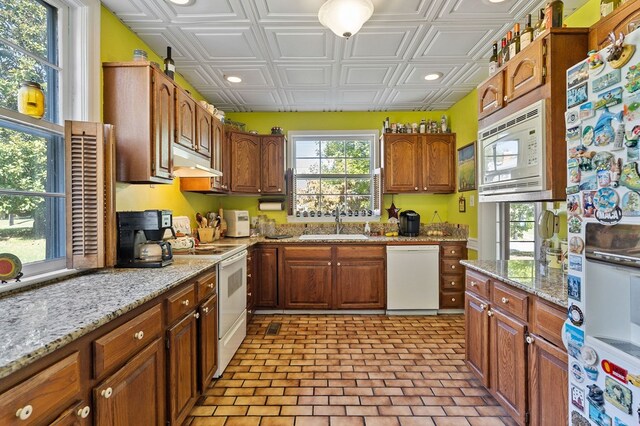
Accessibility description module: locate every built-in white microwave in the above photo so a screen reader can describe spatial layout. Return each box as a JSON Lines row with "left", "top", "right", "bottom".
{"left": 478, "top": 100, "right": 546, "bottom": 202}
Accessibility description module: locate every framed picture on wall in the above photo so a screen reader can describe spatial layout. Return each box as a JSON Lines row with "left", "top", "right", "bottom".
{"left": 457, "top": 141, "right": 476, "bottom": 192}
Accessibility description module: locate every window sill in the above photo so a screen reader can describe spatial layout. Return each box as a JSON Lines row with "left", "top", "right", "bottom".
{"left": 0, "top": 268, "right": 85, "bottom": 297}
{"left": 287, "top": 216, "right": 381, "bottom": 223}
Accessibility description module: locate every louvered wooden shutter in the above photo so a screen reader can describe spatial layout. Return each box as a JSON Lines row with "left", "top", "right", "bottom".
{"left": 65, "top": 121, "right": 117, "bottom": 269}
{"left": 373, "top": 168, "right": 382, "bottom": 216}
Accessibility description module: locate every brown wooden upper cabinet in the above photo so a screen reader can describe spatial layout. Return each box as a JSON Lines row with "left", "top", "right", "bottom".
{"left": 195, "top": 103, "right": 212, "bottom": 158}
{"left": 229, "top": 131, "right": 285, "bottom": 194}
{"left": 382, "top": 133, "right": 455, "bottom": 194}
{"left": 176, "top": 89, "right": 196, "bottom": 151}
{"left": 477, "top": 29, "right": 588, "bottom": 121}
{"left": 211, "top": 118, "right": 226, "bottom": 191}
{"left": 104, "top": 62, "right": 175, "bottom": 183}
{"left": 589, "top": 0, "right": 640, "bottom": 50}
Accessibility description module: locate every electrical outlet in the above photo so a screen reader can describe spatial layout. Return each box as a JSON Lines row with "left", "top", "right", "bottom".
{"left": 470, "top": 195, "right": 475, "bottom": 207}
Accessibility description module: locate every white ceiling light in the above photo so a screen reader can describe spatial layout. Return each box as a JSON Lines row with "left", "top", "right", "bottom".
{"left": 167, "top": 0, "right": 195, "bottom": 5}
{"left": 318, "top": 0, "right": 374, "bottom": 39}
{"left": 225, "top": 75, "right": 242, "bottom": 83}
{"left": 424, "top": 72, "right": 443, "bottom": 81}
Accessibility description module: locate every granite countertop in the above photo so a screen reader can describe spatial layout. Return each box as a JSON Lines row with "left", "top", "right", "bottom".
{"left": 220, "top": 235, "right": 467, "bottom": 245}
{"left": 460, "top": 260, "right": 567, "bottom": 307}
{"left": 0, "top": 257, "right": 217, "bottom": 380}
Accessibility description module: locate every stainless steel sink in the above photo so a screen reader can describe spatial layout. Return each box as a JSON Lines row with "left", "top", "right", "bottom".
{"left": 298, "top": 234, "right": 369, "bottom": 240}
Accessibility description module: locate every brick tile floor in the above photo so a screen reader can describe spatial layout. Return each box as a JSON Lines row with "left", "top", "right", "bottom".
{"left": 187, "top": 315, "right": 517, "bottom": 426}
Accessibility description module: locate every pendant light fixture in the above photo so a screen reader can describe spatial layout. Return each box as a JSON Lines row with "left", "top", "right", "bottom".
{"left": 318, "top": 0, "right": 374, "bottom": 39}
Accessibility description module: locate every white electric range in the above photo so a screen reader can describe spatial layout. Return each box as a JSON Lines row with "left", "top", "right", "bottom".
{"left": 174, "top": 243, "right": 248, "bottom": 377}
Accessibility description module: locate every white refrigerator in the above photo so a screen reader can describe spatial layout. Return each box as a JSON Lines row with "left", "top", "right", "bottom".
{"left": 565, "top": 27, "right": 640, "bottom": 426}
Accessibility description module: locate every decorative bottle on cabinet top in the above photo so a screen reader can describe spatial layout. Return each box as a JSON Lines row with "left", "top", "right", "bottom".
{"left": 164, "top": 46, "right": 175, "bottom": 80}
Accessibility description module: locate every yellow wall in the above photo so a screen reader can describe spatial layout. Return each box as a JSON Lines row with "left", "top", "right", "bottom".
{"left": 101, "top": 6, "right": 220, "bottom": 228}
{"left": 565, "top": 0, "right": 601, "bottom": 28}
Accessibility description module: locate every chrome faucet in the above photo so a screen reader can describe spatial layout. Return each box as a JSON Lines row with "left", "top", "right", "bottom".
{"left": 335, "top": 204, "right": 344, "bottom": 234}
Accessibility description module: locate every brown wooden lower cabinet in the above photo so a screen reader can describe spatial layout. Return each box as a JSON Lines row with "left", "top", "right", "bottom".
{"left": 198, "top": 294, "right": 218, "bottom": 392}
{"left": 167, "top": 312, "right": 198, "bottom": 426}
{"left": 528, "top": 333, "right": 568, "bottom": 426}
{"left": 256, "top": 246, "right": 278, "bottom": 308}
{"left": 284, "top": 259, "right": 333, "bottom": 309}
{"left": 94, "top": 339, "right": 165, "bottom": 426}
{"left": 49, "top": 401, "right": 91, "bottom": 426}
{"left": 334, "top": 259, "right": 385, "bottom": 309}
{"left": 464, "top": 269, "right": 568, "bottom": 426}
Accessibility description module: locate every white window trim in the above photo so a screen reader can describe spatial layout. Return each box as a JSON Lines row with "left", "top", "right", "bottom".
{"left": 287, "top": 129, "right": 380, "bottom": 223}
{"left": 0, "top": 0, "right": 100, "bottom": 294}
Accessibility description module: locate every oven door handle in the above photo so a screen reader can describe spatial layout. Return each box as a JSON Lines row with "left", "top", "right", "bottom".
{"left": 219, "top": 252, "right": 247, "bottom": 268}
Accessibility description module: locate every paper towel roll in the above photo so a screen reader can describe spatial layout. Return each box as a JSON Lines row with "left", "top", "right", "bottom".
{"left": 259, "top": 202, "right": 283, "bottom": 211}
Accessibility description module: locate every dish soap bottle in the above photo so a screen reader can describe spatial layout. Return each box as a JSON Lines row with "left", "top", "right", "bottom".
{"left": 364, "top": 221, "right": 371, "bottom": 236}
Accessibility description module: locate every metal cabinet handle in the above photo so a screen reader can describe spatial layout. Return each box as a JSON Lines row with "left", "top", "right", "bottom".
{"left": 487, "top": 310, "right": 493, "bottom": 317}
{"left": 77, "top": 406, "right": 91, "bottom": 419}
{"left": 414, "top": 187, "right": 418, "bottom": 191}
{"left": 182, "top": 299, "right": 190, "bottom": 306}
{"left": 328, "top": 262, "right": 331, "bottom": 266}
{"left": 526, "top": 335, "right": 534, "bottom": 345}
{"left": 101, "top": 387, "right": 113, "bottom": 399}
{"left": 203, "top": 307, "right": 209, "bottom": 314}
{"left": 16, "top": 405, "right": 33, "bottom": 420}
{"left": 450, "top": 281, "right": 456, "bottom": 286}
{"left": 337, "top": 262, "right": 341, "bottom": 266}
{"left": 501, "top": 297, "right": 509, "bottom": 304}
{"left": 248, "top": 292, "right": 252, "bottom": 297}
{"left": 248, "top": 274, "right": 252, "bottom": 278}
{"left": 451, "top": 297, "right": 456, "bottom": 302}
{"left": 423, "top": 187, "right": 427, "bottom": 190}
{"left": 278, "top": 188, "right": 282, "bottom": 191}
{"left": 480, "top": 303, "right": 487, "bottom": 311}
{"left": 470, "top": 281, "right": 477, "bottom": 287}
{"left": 134, "top": 331, "right": 144, "bottom": 340}
{"left": 450, "top": 250, "right": 456, "bottom": 254}
{"left": 208, "top": 283, "right": 215, "bottom": 289}
{"left": 194, "top": 312, "right": 200, "bottom": 319}
{"left": 451, "top": 265, "right": 456, "bottom": 269}
{"left": 258, "top": 189, "right": 262, "bottom": 192}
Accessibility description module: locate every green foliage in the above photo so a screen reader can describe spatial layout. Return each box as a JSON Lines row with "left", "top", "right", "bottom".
{"left": 509, "top": 203, "right": 535, "bottom": 240}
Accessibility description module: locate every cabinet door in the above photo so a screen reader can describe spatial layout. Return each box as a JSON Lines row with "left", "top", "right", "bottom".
{"left": 230, "top": 132, "right": 261, "bottom": 193}
{"left": 195, "top": 104, "right": 212, "bottom": 158}
{"left": 464, "top": 292, "right": 490, "bottom": 387}
{"left": 176, "top": 89, "right": 196, "bottom": 150}
{"left": 422, "top": 135, "right": 455, "bottom": 193}
{"left": 334, "top": 259, "right": 385, "bottom": 309}
{"left": 256, "top": 247, "right": 278, "bottom": 308}
{"left": 490, "top": 309, "right": 527, "bottom": 425}
{"left": 283, "top": 260, "right": 332, "bottom": 309}
{"left": 528, "top": 334, "right": 568, "bottom": 426}
{"left": 211, "top": 117, "right": 225, "bottom": 191}
{"left": 199, "top": 295, "right": 218, "bottom": 391}
{"left": 478, "top": 72, "right": 504, "bottom": 119}
{"left": 49, "top": 401, "right": 91, "bottom": 426}
{"left": 152, "top": 69, "right": 174, "bottom": 180}
{"left": 261, "top": 136, "right": 285, "bottom": 194}
{"left": 505, "top": 39, "right": 545, "bottom": 103}
{"left": 167, "top": 313, "right": 198, "bottom": 426}
{"left": 94, "top": 339, "right": 165, "bottom": 426}
{"left": 383, "top": 134, "right": 421, "bottom": 193}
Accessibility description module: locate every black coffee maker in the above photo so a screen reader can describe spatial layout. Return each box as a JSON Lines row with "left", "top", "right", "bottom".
{"left": 399, "top": 210, "right": 420, "bottom": 237}
{"left": 117, "top": 210, "right": 175, "bottom": 268}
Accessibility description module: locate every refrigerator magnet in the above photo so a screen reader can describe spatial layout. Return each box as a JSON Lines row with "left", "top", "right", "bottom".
{"left": 593, "top": 69, "right": 622, "bottom": 93}
{"left": 580, "top": 345, "right": 598, "bottom": 366}
{"left": 569, "top": 304, "right": 585, "bottom": 326}
{"left": 568, "top": 275, "right": 582, "bottom": 301}
{"left": 572, "top": 385, "right": 586, "bottom": 411}
{"left": 604, "top": 376, "right": 633, "bottom": 415}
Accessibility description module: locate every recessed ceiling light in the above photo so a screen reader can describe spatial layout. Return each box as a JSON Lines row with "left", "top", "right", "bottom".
{"left": 487, "top": 0, "right": 506, "bottom": 3}
{"left": 424, "top": 72, "right": 443, "bottom": 81}
{"left": 226, "top": 75, "right": 242, "bottom": 83}
{"left": 167, "top": 0, "right": 195, "bottom": 5}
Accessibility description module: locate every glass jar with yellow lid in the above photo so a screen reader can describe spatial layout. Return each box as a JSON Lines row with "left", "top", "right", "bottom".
{"left": 18, "top": 81, "right": 45, "bottom": 119}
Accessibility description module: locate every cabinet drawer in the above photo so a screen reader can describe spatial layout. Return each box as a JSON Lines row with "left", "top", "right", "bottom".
{"left": 440, "top": 243, "right": 466, "bottom": 259}
{"left": 94, "top": 304, "right": 162, "bottom": 378}
{"left": 0, "top": 353, "right": 81, "bottom": 425}
{"left": 531, "top": 298, "right": 565, "bottom": 348}
{"left": 441, "top": 274, "right": 464, "bottom": 291}
{"left": 466, "top": 270, "right": 490, "bottom": 299}
{"left": 196, "top": 270, "right": 217, "bottom": 302}
{"left": 441, "top": 258, "right": 463, "bottom": 274}
{"left": 491, "top": 281, "right": 529, "bottom": 322}
{"left": 440, "top": 291, "right": 464, "bottom": 309}
{"left": 166, "top": 283, "right": 196, "bottom": 324}
{"left": 283, "top": 246, "right": 332, "bottom": 260}
{"left": 336, "top": 245, "right": 384, "bottom": 259}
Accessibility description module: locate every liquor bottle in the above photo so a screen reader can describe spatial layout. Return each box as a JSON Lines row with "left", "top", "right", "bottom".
{"left": 498, "top": 38, "right": 507, "bottom": 67}
{"left": 548, "top": 0, "right": 564, "bottom": 28}
{"left": 600, "top": 0, "right": 620, "bottom": 17}
{"left": 509, "top": 23, "right": 521, "bottom": 59}
{"left": 164, "top": 46, "right": 175, "bottom": 80}
{"left": 533, "top": 9, "right": 545, "bottom": 39}
{"left": 489, "top": 41, "right": 499, "bottom": 75}
{"left": 521, "top": 14, "right": 533, "bottom": 50}
{"left": 501, "top": 32, "right": 512, "bottom": 65}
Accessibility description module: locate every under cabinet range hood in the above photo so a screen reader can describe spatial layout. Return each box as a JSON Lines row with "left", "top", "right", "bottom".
{"left": 172, "top": 145, "right": 222, "bottom": 178}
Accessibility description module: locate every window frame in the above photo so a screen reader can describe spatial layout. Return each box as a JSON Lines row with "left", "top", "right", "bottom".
{"left": 288, "top": 130, "right": 380, "bottom": 222}
{"left": 497, "top": 202, "right": 542, "bottom": 261}
{"left": 0, "top": 0, "right": 99, "bottom": 289}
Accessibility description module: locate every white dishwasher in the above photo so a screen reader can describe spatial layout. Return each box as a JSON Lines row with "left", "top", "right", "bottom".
{"left": 386, "top": 245, "right": 440, "bottom": 314}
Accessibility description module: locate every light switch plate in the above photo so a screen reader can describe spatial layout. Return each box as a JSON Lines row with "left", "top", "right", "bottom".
{"left": 470, "top": 195, "right": 475, "bottom": 207}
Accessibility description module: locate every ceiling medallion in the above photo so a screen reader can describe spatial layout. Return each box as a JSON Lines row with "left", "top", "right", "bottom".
{"left": 318, "top": 0, "right": 374, "bottom": 39}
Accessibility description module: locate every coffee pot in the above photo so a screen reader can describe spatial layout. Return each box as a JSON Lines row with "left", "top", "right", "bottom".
{"left": 139, "top": 241, "right": 173, "bottom": 262}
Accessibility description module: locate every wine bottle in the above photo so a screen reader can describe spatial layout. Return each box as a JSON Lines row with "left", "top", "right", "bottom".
{"left": 164, "top": 46, "right": 175, "bottom": 80}
{"left": 501, "top": 32, "right": 512, "bottom": 65}
{"left": 489, "top": 41, "right": 499, "bottom": 75}
{"left": 498, "top": 38, "right": 507, "bottom": 67}
{"left": 600, "top": 0, "right": 620, "bottom": 17}
{"left": 549, "top": 0, "right": 563, "bottom": 28}
{"left": 521, "top": 14, "right": 533, "bottom": 50}
{"left": 533, "top": 9, "right": 545, "bottom": 39}
{"left": 509, "top": 24, "right": 521, "bottom": 59}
